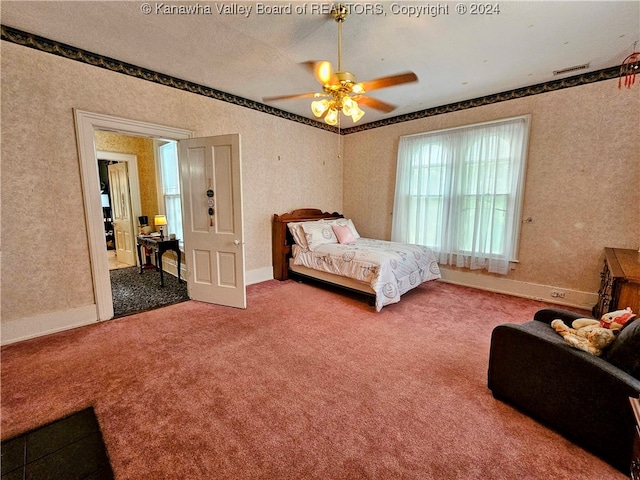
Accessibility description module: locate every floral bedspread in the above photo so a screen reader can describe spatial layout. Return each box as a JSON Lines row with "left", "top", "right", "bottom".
{"left": 292, "top": 238, "right": 441, "bottom": 311}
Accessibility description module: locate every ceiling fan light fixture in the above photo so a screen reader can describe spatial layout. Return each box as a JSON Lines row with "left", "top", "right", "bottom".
{"left": 341, "top": 96, "right": 357, "bottom": 116}
{"left": 262, "top": 3, "right": 416, "bottom": 127}
{"left": 325, "top": 108, "right": 339, "bottom": 125}
{"left": 311, "top": 99, "right": 330, "bottom": 117}
{"left": 350, "top": 105, "right": 365, "bottom": 122}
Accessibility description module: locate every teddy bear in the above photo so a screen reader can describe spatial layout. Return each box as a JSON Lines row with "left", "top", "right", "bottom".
{"left": 551, "top": 307, "right": 636, "bottom": 356}
{"left": 599, "top": 307, "right": 636, "bottom": 330}
{"left": 551, "top": 317, "right": 617, "bottom": 356}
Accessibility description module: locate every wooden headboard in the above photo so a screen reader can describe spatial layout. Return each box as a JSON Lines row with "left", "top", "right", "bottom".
{"left": 272, "top": 208, "right": 343, "bottom": 280}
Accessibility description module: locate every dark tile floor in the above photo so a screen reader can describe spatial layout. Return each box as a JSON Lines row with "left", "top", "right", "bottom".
{"left": 1, "top": 407, "right": 114, "bottom": 480}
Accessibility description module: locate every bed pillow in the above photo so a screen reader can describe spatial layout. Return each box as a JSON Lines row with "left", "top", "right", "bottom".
{"left": 301, "top": 221, "right": 338, "bottom": 250}
{"left": 325, "top": 218, "right": 361, "bottom": 239}
{"left": 287, "top": 222, "right": 309, "bottom": 249}
{"left": 332, "top": 224, "right": 356, "bottom": 244}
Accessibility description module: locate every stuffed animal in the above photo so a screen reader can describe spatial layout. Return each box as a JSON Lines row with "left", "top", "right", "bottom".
{"left": 551, "top": 308, "right": 637, "bottom": 355}
{"left": 600, "top": 307, "right": 636, "bottom": 330}
{"left": 551, "top": 318, "right": 617, "bottom": 356}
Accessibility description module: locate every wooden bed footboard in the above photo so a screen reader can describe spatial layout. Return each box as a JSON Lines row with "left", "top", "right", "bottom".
{"left": 272, "top": 208, "right": 343, "bottom": 280}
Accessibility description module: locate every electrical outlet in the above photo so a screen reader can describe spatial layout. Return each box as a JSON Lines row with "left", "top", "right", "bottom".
{"left": 550, "top": 291, "right": 565, "bottom": 298}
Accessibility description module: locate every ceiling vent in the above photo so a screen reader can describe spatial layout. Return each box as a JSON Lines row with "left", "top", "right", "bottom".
{"left": 553, "top": 63, "right": 590, "bottom": 76}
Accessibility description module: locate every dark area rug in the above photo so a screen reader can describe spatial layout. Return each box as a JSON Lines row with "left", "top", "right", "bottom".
{"left": 109, "top": 267, "right": 188, "bottom": 317}
{"left": 1, "top": 407, "right": 114, "bottom": 480}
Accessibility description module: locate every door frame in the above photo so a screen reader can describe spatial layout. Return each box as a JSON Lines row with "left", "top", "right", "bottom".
{"left": 74, "top": 109, "right": 193, "bottom": 320}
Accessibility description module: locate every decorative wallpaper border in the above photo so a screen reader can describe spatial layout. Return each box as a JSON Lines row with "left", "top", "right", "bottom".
{"left": 342, "top": 65, "right": 621, "bottom": 134}
{"left": 1, "top": 25, "right": 621, "bottom": 136}
{"left": 1, "top": 25, "right": 337, "bottom": 133}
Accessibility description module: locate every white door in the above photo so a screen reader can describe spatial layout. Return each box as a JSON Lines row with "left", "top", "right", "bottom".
{"left": 108, "top": 163, "right": 136, "bottom": 266}
{"left": 179, "top": 134, "right": 246, "bottom": 308}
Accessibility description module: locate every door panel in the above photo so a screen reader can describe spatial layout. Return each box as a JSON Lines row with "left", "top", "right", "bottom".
{"left": 179, "top": 134, "right": 245, "bottom": 308}
{"left": 193, "top": 250, "right": 213, "bottom": 284}
{"left": 185, "top": 146, "right": 209, "bottom": 233}
{"left": 213, "top": 146, "right": 234, "bottom": 233}
{"left": 108, "top": 163, "right": 136, "bottom": 266}
{"left": 217, "top": 252, "right": 237, "bottom": 286}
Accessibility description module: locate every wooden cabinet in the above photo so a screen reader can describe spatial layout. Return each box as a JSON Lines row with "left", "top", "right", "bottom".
{"left": 593, "top": 248, "right": 640, "bottom": 318}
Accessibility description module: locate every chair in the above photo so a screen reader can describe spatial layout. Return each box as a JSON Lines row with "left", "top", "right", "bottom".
{"left": 488, "top": 308, "right": 640, "bottom": 473}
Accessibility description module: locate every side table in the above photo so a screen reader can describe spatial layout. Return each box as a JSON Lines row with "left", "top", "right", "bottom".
{"left": 136, "top": 236, "right": 181, "bottom": 287}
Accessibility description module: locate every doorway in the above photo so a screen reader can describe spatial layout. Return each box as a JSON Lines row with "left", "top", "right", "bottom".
{"left": 75, "top": 110, "right": 193, "bottom": 320}
{"left": 76, "top": 110, "right": 246, "bottom": 321}
{"left": 95, "top": 133, "right": 187, "bottom": 317}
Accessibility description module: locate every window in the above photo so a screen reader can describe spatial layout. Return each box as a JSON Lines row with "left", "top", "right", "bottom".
{"left": 391, "top": 116, "right": 530, "bottom": 274}
{"left": 157, "top": 140, "right": 183, "bottom": 243}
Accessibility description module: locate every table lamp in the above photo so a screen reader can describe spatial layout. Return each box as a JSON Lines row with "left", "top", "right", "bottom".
{"left": 154, "top": 215, "right": 167, "bottom": 239}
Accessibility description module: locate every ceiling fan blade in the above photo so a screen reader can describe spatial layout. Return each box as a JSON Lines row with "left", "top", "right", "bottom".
{"left": 358, "top": 96, "right": 397, "bottom": 113}
{"left": 301, "top": 61, "right": 336, "bottom": 85}
{"left": 262, "top": 92, "right": 319, "bottom": 102}
{"left": 316, "top": 61, "right": 335, "bottom": 85}
{"left": 360, "top": 72, "right": 418, "bottom": 92}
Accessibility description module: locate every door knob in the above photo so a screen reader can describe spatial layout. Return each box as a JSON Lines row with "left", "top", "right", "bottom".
{"left": 233, "top": 240, "right": 240, "bottom": 245}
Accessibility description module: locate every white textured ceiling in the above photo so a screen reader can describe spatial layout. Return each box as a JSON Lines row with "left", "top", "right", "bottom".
{"left": 2, "top": 1, "right": 639, "bottom": 125}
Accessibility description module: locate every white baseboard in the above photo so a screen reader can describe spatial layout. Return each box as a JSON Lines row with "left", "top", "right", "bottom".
{"left": 1, "top": 267, "right": 596, "bottom": 345}
{"left": 438, "top": 268, "right": 597, "bottom": 311}
{"left": 246, "top": 266, "right": 274, "bottom": 285}
{"left": 1, "top": 304, "right": 98, "bottom": 346}
{"left": 161, "top": 259, "right": 272, "bottom": 287}
{"left": 243, "top": 265, "right": 598, "bottom": 311}
{"left": 151, "top": 255, "right": 185, "bottom": 280}
{"left": 0, "top": 267, "right": 273, "bottom": 346}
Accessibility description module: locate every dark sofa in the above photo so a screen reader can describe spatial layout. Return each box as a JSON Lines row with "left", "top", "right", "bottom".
{"left": 488, "top": 308, "right": 640, "bottom": 473}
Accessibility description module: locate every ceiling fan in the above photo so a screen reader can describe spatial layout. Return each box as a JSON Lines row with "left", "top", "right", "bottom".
{"left": 262, "top": 4, "right": 418, "bottom": 125}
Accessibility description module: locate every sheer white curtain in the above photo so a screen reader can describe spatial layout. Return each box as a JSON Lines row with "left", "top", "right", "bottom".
{"left": 392, "top": 116, "right": 529, "bottom": 274}
{"left": 158, "top": 141, "right": 183, "bottom": 241}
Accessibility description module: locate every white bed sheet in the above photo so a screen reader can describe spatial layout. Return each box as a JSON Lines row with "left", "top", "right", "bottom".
{"left": 292, "top": 238, "right": 441, "bottom": 311}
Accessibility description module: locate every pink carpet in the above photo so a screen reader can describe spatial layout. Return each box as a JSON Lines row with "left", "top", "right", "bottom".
{"left": 1, "top": 280, "right": 625, "bottom": 479}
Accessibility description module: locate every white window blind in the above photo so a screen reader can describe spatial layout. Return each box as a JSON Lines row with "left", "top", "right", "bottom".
{"left": 392, "top": 116, "right": 529, "bottom": 274}
{"left": 158, "top": 141, "right": 183, "bottom": 242}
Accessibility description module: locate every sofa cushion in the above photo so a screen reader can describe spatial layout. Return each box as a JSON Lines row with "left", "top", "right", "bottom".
{"left": 603, "top": 318, "right": 640, "bottom": 380}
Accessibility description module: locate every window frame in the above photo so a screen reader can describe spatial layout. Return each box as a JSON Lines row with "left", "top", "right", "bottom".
{"left": 154, "top": 139, "right": 183, "bottom": 246}
{"left": 393, "top": 115, "right": 530, "bottom": 268}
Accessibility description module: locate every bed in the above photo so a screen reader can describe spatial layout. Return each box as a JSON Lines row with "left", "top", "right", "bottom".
{"left": 272, "top": 208, "right": 441, "bottom": 311}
